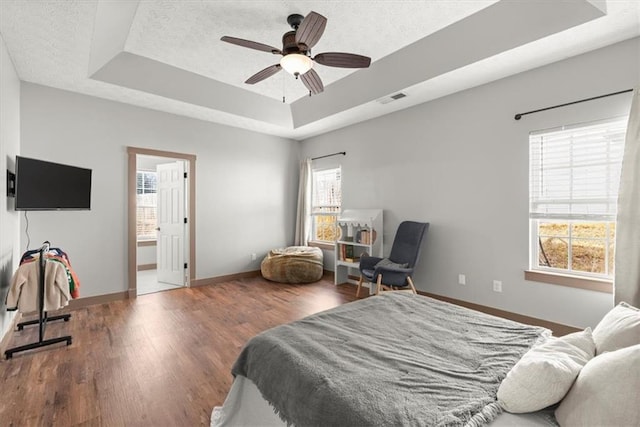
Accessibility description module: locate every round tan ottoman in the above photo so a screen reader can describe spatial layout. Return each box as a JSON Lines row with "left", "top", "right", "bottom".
{"left": 261, "top": 246, "right": 324, "bottom": 284}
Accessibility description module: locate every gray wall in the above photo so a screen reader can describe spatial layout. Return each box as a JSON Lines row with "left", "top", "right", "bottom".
{"left": 19, "top": 84, "right": 300, "bottom": 298}
{"left": 7, "top": 33, "right": 639, "bottom": 334}
{"left": 0, "top": 34, "right": 21, "bottom": 339}
{"left": 300, "top": 37, "right": 640, "bottom": 329}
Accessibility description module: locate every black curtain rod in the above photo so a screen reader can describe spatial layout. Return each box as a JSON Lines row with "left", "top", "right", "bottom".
{"left": 312, "top": 151, "right": 346, "bottom": 161}
{"left": 514, "top": 89, "right": 633, "bottom": 120}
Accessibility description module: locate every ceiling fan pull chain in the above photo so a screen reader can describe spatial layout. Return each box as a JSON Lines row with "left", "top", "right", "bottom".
{"left": 282, "top": 72, "right": 286, "bottom": 103}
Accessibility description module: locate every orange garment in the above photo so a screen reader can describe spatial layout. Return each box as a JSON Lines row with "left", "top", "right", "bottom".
{"left": 5, "top": 261, "right": 71, "bottom": 313}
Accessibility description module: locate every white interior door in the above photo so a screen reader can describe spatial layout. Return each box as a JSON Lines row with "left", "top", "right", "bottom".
{"left": 156, "top": 161, "right": 186, "bottom": 286}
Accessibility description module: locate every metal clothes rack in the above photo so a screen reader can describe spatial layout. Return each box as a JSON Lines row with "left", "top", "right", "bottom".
{"left": 4, "top": 241, "right": 72, "bottom": 359}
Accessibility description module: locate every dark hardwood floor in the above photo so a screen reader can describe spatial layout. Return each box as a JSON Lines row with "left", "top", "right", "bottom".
{"left": 0, "top": 275, "right": 360, "bottom": 426}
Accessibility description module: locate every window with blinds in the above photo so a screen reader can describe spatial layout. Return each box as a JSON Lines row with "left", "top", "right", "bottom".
{"left": 311, "top": 167, "right": 342, "bottom": 243}
{"left": 529, "top": 117, "right": 627, "bottom": 278}
{"left": 136, "top": 171, "right": 157, "bottom": 241}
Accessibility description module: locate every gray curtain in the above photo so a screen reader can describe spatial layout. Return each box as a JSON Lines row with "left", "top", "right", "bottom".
{"left": 294, "top": 158, "right": 312, "bottom": 246}
{"left": 614, "top": 87, "right": 640, "bottom": 307}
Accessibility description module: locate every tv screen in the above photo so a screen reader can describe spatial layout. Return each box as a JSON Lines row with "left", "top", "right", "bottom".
{"left": 15, "top": 156, "right": 92, "bottom": 210}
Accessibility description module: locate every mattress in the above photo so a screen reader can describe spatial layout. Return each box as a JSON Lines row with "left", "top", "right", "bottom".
{"left": 211, "top": 376, "right": 559, "bottom": 427}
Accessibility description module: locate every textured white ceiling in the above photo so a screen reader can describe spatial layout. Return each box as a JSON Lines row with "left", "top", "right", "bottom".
{"left": 1, "top": 1, "right": 638, "bottom": 140}
{"left": 125, "top": 1, "right": 496, "bottom": 101}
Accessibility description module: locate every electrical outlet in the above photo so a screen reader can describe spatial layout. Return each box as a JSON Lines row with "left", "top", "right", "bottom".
{"left": 251, "top": 253, "right": 257, "bottom": 261}
{"left": 458, "top": 274, "right": 466, "bottom": 285}
{"left": 493, "top": 280, "right": 502, "bottom": 293}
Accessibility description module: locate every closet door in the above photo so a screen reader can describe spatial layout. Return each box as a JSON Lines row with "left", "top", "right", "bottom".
{"left": 156, "top": 161, "right": 186, "bottom": 286}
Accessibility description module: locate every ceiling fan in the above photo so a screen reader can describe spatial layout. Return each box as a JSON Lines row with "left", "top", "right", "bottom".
{"left": 221, "top": 11, "right": 371, "bottom": 96}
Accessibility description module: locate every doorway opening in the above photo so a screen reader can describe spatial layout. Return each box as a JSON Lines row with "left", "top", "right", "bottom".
{"left": 127, "top": 147, "right": 197, "bottom": 298}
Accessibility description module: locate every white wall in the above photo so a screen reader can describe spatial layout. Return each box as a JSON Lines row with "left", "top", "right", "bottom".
{"left": 300, "top": 37, "right": 640, "bottom": 329}
{"left": 0, "top": 33, "right": 21, "bottom": 339}
{"left": 20, "top": 84, "right": 299, "bottom": 298}
{"left": 137, "top": 244, "right": 155, "bottom": 267}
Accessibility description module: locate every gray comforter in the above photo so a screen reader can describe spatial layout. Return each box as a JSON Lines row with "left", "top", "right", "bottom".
{"left": 232, "top": 293, "right": 549, "bottom": 426}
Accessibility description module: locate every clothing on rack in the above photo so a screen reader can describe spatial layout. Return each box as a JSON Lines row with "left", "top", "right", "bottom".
{"left": 20, "top": 246, "right": 68, "bottom": 265}
{"left": 6, "top": 247, "right": 80, "bottom": 313}
{"left": 6, "top": 261, "right": 71, "bottom": 313}
{"left": 20, "top": 252, "right": 80, "bottom": 299}
{"left": 19, "top": 247, "right": 80, "bottom": 298}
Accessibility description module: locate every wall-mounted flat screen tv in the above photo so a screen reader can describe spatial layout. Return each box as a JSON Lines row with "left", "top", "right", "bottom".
{"left": 15, "top": 156, "right": 92, "bottom": 210}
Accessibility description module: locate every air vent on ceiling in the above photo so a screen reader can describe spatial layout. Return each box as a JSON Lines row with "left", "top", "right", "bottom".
{"left": 376, "top": 92, "right": 408, "bottom": 105}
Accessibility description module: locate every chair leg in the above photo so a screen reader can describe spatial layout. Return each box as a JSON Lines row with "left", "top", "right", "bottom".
{"left": 356, "top": 276, "right": 364, "bottom": 297}
{"left": 376, "top": 274, "right": 383, "bottom": 295}
{"left": 407, "top": 276, "right": 417, "bottom": 294}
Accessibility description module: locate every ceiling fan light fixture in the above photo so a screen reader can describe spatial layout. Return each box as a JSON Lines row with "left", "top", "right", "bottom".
{"left": 222, "top": 11, "right": 370, "bottom": 94}
{"left": 280, "top": 54, "right": 313, "bottom": 76}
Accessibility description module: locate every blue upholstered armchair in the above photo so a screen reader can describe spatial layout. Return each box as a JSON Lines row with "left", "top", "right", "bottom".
{"left": 357, "top": 221, "right": 429, "bottom": 296}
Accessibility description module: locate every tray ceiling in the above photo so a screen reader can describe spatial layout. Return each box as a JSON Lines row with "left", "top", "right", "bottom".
{"left": 1, "top": 1, "right": 638, "bottom": 140}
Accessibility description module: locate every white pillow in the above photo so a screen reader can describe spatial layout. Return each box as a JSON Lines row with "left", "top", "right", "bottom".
{"left": 592, "top": 302, "right": 640, "bottom": 355}
{"left": 555, "top": 343, "right": 640, "bottom": 426}
{"left": 497, "top": 328, "right": 595, "bottom": 413}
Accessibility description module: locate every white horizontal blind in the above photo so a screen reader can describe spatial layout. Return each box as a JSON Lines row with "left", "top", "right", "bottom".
{"left": 312, "top": 167, "right": 341, "bottom": 214}
{"left": 530, "top": 117, "right": 627, "bottom": 221}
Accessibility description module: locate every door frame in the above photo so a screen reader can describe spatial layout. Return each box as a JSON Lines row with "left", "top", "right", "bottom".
{"left": 127, "top": 147, "right": 197, "bottom": 298}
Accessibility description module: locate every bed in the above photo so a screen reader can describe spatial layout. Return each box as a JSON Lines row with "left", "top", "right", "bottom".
{"left": 212, "top": 294, "right": 640, "bottom": 426}
{"left": 212, "top": 292, "right": 557, "bottom": 426}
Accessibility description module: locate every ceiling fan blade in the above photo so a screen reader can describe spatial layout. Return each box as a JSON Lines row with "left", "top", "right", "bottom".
{"left": 221, "top": 36, "right": 282, "bottom": 54}
{"left": 295, "top": 11, "right": 327, "bottom": 49}
{"left": 245, "top": 64, "right": 282, "bottom": 85}
{"left": 314, "top": 52, "right": 371, "bottom": 68}
{"left": 301, "top": 69, "right": 324, "bottom": 94}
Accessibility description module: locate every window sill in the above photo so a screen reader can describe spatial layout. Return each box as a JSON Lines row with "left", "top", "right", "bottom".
{"left": 524, "top": 270, "right": 612, "bottom": 294}
{"left": 308, "top": 241, "right": 335, "bottom": 251}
